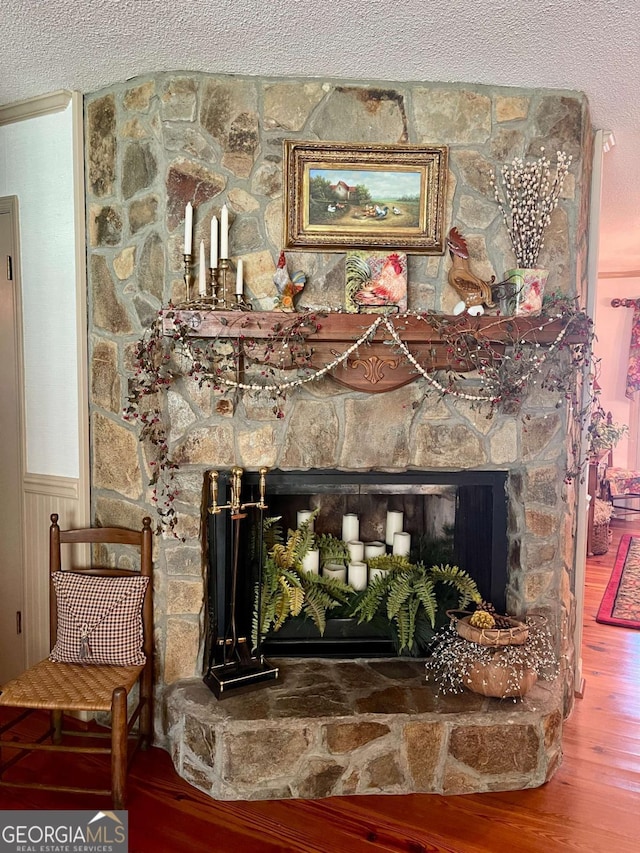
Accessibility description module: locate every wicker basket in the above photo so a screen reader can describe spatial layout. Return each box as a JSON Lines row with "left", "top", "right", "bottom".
{"left": 447, "top": 610, "right": 529, "bottom": 647}
{"left": 591, "top": 498, "right": 612, "bottom": 556}
{"left": 465, "top": 654, "right": 538, "bottom": 698}
{"left": 591, "top": 521, "right": 610, "bottom": 556}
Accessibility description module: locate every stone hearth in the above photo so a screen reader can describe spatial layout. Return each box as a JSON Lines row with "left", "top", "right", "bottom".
{"left": 165, "top": 659, "right": 563, "bottom": 800}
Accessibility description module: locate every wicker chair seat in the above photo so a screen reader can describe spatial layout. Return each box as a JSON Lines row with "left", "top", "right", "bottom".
{"left": 0, "top": 658, "right": 144, "bottom": 712}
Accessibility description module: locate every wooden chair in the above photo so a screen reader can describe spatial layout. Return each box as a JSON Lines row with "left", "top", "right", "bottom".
{"left": 0, "top": 514, "right": 153, "bottom": 808}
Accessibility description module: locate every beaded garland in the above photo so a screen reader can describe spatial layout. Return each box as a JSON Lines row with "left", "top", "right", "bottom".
{"left": 174, "top": 310, "right": 574, "bottom": 403}
{"left": 124, "top": 304, "right": 592, "bottom": 533}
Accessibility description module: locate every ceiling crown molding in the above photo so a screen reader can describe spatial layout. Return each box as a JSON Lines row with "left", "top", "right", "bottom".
{"left": 0, "top": 90, "right": 72, "bottom": 126}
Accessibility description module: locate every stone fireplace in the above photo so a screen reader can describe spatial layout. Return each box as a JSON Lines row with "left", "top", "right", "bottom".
{"left": 84, "top": 69, "right": 592, "bottom": 797}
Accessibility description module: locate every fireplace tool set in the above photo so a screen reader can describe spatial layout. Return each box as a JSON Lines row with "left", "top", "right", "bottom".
{"left": 203, "top": 466, "right": 279, "bottom": 698}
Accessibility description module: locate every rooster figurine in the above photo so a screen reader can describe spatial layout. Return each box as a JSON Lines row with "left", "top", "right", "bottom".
{"left": 447, "top": 227, "right": 495, "bottom": 316}
{"left": 273, "top": 251, "right": 306, "bottom": 312}
{"left": 346, "top": 252, "right": 407, "bottom": 312}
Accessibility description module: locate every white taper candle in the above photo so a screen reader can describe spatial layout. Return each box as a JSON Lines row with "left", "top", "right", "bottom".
{"left": 220, "top": 203, "right": 229, "bottom": 259}
{"left": 198, "top": 240, "right": 206, "bottom": 296}
{"left": 184, "top": 202, "right": 193, "bottom": 255}
{"left": 210, "top": 215, "right": 218, "bottom": 269}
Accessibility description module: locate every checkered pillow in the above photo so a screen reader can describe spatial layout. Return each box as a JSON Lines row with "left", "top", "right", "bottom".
{"left": 50, "top": 572, "right": 150, "bottom": 666}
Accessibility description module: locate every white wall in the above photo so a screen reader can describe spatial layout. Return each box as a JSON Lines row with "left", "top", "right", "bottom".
{"left": 593, "top": 275, "right": 640, "bottom": 467}
{"left": 0, "top": 103, "right": 79, "bottom": 477}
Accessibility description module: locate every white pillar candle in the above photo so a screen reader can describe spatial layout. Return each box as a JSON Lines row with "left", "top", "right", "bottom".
{"left": 385, "top": 510, "right": 404, "bottom": 547}
{"left": 342, "top": 513, "right": 359, "bottom": 543}
{"left": 347, "top": 540, "right": 364, "bottom": 562}
{"left": 210, "top": 215, "right": 218, "bottom": 269}
{"left": 297, "top": 509, "right": 314, "bottom": 530}
{"left": 323, "top": 562, "right": 346, "bottom": 583}
{"left": 184, "top": 201, "right": 193, "bottom": 255}
{"left": 302, "top": 548, "right": 320, "bottom": 574}
{"left": 369, "top": 566, "right": 386, "bottom": 582}
{"left": 198, "top": 240, "right": 207, "bottom": 296}
{"left": 348, "top": 561, "right": 368, "bottom": 591}
{"left": 220, "top": 203, "right": 229, "bottom": 259}
{"left": 235, "top": 258, "right": 243, "bottom": 295}
{"left": 364, "top": 541, "right": 386, "bottom": 560}
{"left": 392, "top": 531, "right": 411, "bottom": 557}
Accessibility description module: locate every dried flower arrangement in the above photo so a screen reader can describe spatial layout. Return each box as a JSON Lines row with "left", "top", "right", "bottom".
{"left": 425, "top": 614, "right": 558, "bottom": 700}
{"left": 490, "top": 149, "right": 572, "bottom": 269}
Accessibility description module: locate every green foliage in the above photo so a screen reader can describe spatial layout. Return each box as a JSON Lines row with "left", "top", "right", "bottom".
{"left": 353, "top": 184, "right": 371, "bottom": 205}
{"left": 253, "top": 517, "right": 482, "bottom": 657}
{"left": 411, "top": 527, "right": 455, "bottom": 566}
{"left": 309, "top": 175, "right": 337, "bottom": 201}
{"left": 351, "top": 562, "right": 481, "bottom": 655}
{"left": 252, "top": 520, "right": 352, "bottom": 648}
{"left": 588, "top": 405, "right": 628, "bottom": 456}
{"left": 315, "top": 533, "right": 350, "bottom": 566}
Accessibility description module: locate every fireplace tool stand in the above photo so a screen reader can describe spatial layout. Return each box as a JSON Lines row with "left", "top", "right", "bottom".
{"left": 203, "top": 466, "right": 279, "bottom": 698}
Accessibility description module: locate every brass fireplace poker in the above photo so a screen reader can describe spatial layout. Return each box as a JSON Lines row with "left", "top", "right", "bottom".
{"left": 204, "top": 466, "right": 278, "bottom": 699}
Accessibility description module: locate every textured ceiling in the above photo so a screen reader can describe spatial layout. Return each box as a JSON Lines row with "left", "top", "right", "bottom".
{"left": 2, "top": 0, "right": 639, "bottom": 271}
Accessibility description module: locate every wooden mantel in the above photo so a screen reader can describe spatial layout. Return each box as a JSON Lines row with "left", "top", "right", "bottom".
{"left": 162, "top": 309, "right": 584, "bottom": 393}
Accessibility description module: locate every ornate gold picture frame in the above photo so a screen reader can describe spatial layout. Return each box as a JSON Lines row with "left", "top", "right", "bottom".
{"left": 283, "top": 141, "right": 448, "bottom": 254}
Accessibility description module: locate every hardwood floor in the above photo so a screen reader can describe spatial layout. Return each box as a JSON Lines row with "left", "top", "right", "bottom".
{"left": 2, "top": 520, "right": 640, "bottom": 852}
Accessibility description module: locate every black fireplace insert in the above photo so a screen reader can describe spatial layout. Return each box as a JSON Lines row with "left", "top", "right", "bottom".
{"left": 204, "top": 468, "right": 509, "bottom": 667}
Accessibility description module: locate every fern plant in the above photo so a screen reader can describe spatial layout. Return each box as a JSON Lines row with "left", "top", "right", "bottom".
{"left": 252, "top": 519, "right": 352, "bottom": 649}
{"left": 351, "top": 561, "right": 481, "bottom": 655}
{"left": 315, "top": 532, "right": 350, "bottom": 566}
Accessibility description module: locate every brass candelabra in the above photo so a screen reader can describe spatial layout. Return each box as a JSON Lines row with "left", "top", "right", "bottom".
{"left": 180, "top": 258, "right": 253, "bottom": 310}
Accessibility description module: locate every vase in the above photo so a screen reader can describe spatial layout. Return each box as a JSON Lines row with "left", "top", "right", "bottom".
{"left": 465, "top": 653, "right": 538, "bottom": 698}
{"left": 498, "top": 268, "right": 549, "bottom": 317}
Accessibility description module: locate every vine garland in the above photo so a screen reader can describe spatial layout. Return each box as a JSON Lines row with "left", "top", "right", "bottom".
{"left": 123, "top": 297, "right": 594, "bottom": 533}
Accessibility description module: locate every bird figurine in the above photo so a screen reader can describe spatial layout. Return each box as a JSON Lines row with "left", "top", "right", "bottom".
{"left": 346, "top": 252, "right": 407, "bottom": 311}
{"left": 273, "top": 251, "right": 306, "bottom": 312}
{"left": 447, "top": 227, "right": 496, "bottom": 316}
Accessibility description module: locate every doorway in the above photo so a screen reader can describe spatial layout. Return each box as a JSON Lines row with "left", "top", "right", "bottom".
{"left": 0, "top": 196, "right": 25, "bottom": 683}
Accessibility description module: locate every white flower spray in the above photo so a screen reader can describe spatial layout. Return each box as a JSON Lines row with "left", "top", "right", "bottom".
{"left": 490, "top": 149, "right": 572, "bottom": 269}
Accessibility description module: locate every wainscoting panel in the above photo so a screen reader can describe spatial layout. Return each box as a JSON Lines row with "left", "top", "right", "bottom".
{"left": 23, "top": 473, "right": 89, "bottom": 667}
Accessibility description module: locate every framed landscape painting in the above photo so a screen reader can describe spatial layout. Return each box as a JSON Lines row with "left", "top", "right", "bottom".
{"left": 283, "top": 141, "right": 448, "bottom": 254}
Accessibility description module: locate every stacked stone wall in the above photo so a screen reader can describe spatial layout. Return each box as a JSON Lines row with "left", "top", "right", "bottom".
{"left": 85, "top": 72, "right": 592, "bottom": 716}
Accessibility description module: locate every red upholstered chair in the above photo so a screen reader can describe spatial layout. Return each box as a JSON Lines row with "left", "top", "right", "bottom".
{"left": 0, "top": 514, "right": 153, "bottom": 808}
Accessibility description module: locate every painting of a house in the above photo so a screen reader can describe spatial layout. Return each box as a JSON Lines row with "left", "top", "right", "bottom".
{"left": 330, "top": 180, "right": 356, "bottom": 200}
